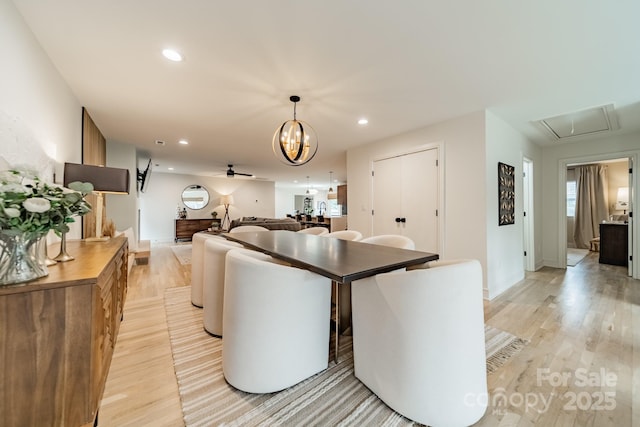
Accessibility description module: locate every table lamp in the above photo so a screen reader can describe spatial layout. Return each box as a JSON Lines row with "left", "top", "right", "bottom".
{"left": 64, "top": 162, "right": 130, "bottom": 241}
{"left": 616, "top": 187, "right": 629, "bottom": 214}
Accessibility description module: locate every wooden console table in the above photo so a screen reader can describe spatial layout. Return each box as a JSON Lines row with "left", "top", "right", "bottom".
{"left": 175, "top": 218, "right": 221, "bottom": 242}
{"left": 0, "top": 237, "right": 128, "bottom": 427}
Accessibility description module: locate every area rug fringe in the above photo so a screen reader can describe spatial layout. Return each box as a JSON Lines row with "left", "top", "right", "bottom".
{"left": 170, "top": 244, "right": 192, "bottom": 265}
{"left": 485, "top": 337, "right": 529, "bottom": 374}
{"left": 164, "top": 286, "right": 527, "bottom": 426}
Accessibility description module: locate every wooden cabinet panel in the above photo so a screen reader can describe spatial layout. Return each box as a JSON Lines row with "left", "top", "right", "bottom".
{"left": 0, "top": 237, "right": 128, "bottom": 427}
{"left": 337, "top": 184, "right": 347, "bottom": 215}
{"left": 599, "top": 223, "right": 628, "bottom": 266}
{"left": 175, "top": 218, "right": 220, "bottom": 242}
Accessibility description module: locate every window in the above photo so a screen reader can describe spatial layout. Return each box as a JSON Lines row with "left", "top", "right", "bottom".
{"left": 567, "top": 181, "right": 577, "bottom": 216}
{"left": 328, "top": 199, "right": 342, "bottom": 216}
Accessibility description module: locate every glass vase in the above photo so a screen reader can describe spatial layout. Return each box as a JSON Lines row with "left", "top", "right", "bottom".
{"left": 0, "top": 231, "right": 49, "bottom": 285}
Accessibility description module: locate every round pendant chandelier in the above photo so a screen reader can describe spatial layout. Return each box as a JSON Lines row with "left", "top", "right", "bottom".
{"left": 272, "top": 95, "right": 318, "bottom": 166}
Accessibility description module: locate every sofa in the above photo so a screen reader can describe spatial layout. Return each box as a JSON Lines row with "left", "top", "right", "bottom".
{"left": 229, "top": 217, "right": 301, "bottom": 231}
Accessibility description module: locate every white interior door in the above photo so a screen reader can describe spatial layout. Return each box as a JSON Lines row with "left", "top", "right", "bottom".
{"left": 402, "top": 149, "right": 438, "bottom": 252}
{"left": 372, "top": 156, "right": 402, "bottom": 236}
{"left": 522, "top": 158, "right": 535, "bottom": 271}
{"left": 372, "top": 148, "right": 439, "bottom": 252}
{"left": 628, "top": 157, "right": 634, "bottom": 276}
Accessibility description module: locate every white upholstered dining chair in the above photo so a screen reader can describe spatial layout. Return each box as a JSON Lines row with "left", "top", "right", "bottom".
{"left": 359, "top": 234, "right": 415, "bottom": 250}
{"left": 202, "top": 238, "right": 243, "bottom": 336}
{"left": 222, "top": 248, "right": 331, "bottom": 393}
{"left": 351, "top": 259, "right": 488, "bottom": 426}
{"left": 228, "top": 225, "right": 269, "bottom": 233}
{"left": 297, "top": 227, "right": 329, "bottom": 235}
{"left": 323, "top": 229, "right": 362, "bottom": 241}
{"left": 190, "top": 232, "right": 224, "bottom": 307}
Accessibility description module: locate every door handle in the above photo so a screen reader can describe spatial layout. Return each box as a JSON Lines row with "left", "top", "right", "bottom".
{"left": 395, "top": 217, "right": 407, "bottom": 223}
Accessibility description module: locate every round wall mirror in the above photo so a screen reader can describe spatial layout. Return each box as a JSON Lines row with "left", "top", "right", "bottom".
{"left": 181, "top": 185, "right": 210, "bottom": 210}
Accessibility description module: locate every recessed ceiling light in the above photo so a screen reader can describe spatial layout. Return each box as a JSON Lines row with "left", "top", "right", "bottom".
{"left": 178, "top": 139, "right": 189, "bottom": 145}
{"left": 168, "top": 167, "right": 174, "bottom": 171}
{"left": 162, "top": 48, "right": 183, "bottom": 62}
{"left": 358, "top": 118, "right": 369, "bottom": 125}
{"left": 155, "top": 139, "right": 166, "bottom": 146}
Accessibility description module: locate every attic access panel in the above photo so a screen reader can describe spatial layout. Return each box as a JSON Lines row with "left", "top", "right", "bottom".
{"left": 537, "top": 104, "right": 619, "bottom": 141}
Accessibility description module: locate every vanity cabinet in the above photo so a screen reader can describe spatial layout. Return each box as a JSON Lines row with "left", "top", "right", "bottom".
{"left": 599, "top": 223, "right": 628, "bottom": 266}
{"left": 175, "top": 218, "right": 221, "bottom": 242}
{"left": 0, "top": 236, "right": 128, "bottom": 427}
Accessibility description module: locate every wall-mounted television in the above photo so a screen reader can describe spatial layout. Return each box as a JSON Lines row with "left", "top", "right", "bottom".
{"left": 137, "top": 159, "right": 152, "bottom": 193}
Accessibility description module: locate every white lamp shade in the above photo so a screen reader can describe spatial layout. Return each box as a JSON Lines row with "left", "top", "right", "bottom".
{"left": 220, "top": 194, "right": 234, "bottom": 206}
{"left": 615, "top": 187, "right": 629, "bottom": 210}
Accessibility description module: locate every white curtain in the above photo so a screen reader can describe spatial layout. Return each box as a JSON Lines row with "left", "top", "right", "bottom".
{"left": 573, "top": 165, "right": 609, "bottom": 249}
{"left": 567, "top": 168, "right": 576, "bottom": 248}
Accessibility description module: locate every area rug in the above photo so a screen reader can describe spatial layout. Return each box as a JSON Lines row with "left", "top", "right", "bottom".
{"left": 170, "top": 244, "right": 192, "bottom": 265}
{"left": 567, "top": 248, "right": 589, "bottom": 266}
{"left": 164, "top": 287, "right": 527, "bottom": 426}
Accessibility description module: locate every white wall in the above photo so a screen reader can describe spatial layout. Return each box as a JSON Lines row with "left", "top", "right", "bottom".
{"left": 347, "top": 110, "right": 544, "bottom": 299}
{"left": 0, "top": 0, "right": 82, "bottom": 238}
{"left": 139, "top": 172, "right": 276, "bottom": 242}
{"left": 106, "top": 140, "right": 139, "bottom": 239}
{"left": 347, "top": 111, "right": 491, "bottom": 293}
{"left": 485, "top": 111, "right": 542, "bottom": 298}
{"left": 275, "top": 187, "right": 299, "bottom": 218}
{"left": 541, "top": 132, "right": 640, "bottom": 275}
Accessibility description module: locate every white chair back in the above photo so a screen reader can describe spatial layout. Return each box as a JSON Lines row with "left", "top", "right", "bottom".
{"left": 407, "top": 258, "right": 469, "bottom": 270}
{"left": 201, "top": 238, "right": 243, "bottom": 336}
{"left": 360, "top": 234, "right": 415, "bottom": 250}
{"left": 190, "top": 232, "right": 224, "bottom": 307}
{"left": 352, "top": 259, "right": 487, "bottom": 426}
{"left": 323, "top": 229, "right": 362, "bottom": 241}
{"left": 229, "top": 225, "right": 269, "bottom": 233}
{"left": 297, "top": 227, "right": 329, "bottom": 236}
{"left": 222, "top": 248, "right": 331, "bottom": 393}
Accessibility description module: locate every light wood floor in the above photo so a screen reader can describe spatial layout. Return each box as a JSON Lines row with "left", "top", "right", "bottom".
{"left": 99, "top": 246, "right": 638, "bottom": 426}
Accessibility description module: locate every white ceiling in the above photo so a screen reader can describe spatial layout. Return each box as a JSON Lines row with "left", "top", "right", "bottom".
{"left": 11, "top": 0, "right": 640, "bottom": 189}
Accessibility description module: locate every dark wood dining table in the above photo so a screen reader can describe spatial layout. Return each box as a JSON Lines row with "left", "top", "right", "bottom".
{"left": 222, "top": 230, "right": 439, "bottom": 363}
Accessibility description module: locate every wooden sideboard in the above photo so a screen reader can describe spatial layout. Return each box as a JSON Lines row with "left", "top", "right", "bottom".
{"left": 0, "top": 236, "right": 128, "bottom": 427}
{"left": 175, "top": 218, "right": 221, "bottom": 242}
{"left": 599, "top": 223, "right": 628, "bottom": 266}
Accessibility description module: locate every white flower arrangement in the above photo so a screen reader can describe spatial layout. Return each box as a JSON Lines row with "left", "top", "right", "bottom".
{"left": 0, "top": 167, "right": 93, "bottom": 238}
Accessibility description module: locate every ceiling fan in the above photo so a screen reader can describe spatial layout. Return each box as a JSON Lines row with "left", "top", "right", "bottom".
{"left": 225, "top": 164, "right": 254, "bottom": 178}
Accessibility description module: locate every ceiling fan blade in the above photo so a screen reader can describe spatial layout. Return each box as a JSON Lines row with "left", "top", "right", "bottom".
{"left": 225, "top": 164, "right": 253, "bottom": 178}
